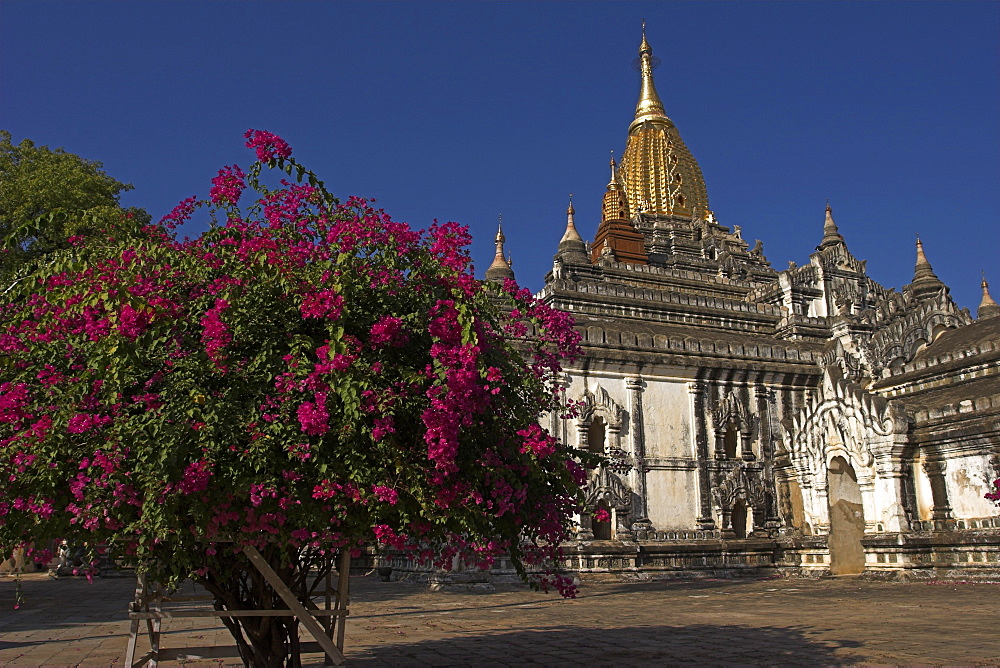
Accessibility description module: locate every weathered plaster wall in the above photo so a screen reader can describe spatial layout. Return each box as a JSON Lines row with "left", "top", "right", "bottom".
{"left": 946, "top": 454, "right": 1000, "bottom": 518}
{"left": 642, "top": 378, "right": 692, "bottom": 459}
{"left": 646, "top": 468, "right": 699, "bottom": 529}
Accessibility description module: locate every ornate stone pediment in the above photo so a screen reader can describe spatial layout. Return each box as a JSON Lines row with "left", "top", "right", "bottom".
{"left": 584, "top": 467, "right": 632, "bottom": 510}
{"left": 713, "top": 464, "right": 767, "bottom": 508}
{"left": 580, "top": 384, "right": 626, "bottom": 427}
{"left": 712, "top": 390, "right": 753, "bottom": 432}
{"left": 868, "top": 290, "right": 971, "bottom": 371}
{"left": 822, "top": 338, "right": 872, "bottom": 384}
{"left": 788, "top": 368, "right": 910, "bottom": 477}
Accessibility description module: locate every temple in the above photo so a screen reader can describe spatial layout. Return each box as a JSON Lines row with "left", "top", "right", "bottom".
{"left": 501, "top": 27, "right": 1000, "bottom": 579}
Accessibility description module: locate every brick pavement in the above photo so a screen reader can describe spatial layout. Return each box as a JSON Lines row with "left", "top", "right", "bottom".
{"left": 1, "top": 572, "right": 998, "bottom": 666}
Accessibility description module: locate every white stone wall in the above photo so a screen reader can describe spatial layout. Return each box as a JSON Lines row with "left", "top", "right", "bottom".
{"left": 645, "top": 467, "right": 699, "bottom": 529}
{"left": 641, "top": 379, "right": 694, "bottom": 459}
{"left": 556, "top": 367, "right": 703, "bottom": 531}
{"left": 945, "top": 454, "right": 1000, "bottom": 519}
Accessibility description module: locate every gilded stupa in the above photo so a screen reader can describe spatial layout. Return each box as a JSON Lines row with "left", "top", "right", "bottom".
{"left": 581, "top": 25, "right": 774, "bottom": 279}
{"left": 618, "top": 22, "right": 710, "bottom": 220}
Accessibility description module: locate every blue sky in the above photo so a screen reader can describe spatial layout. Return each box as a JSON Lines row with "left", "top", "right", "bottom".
{"left": 2, "top": 1, "right": 997, "bottom": 312}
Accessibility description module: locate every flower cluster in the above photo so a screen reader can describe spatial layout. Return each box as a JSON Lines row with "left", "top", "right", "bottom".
{"left": 244, "top": 129, "right": 292, "bottom": 162}
{"left": 209, "top": 165, "right": 246, "bottom": 206}
{"left": 300, "top": 289, "right": 343, "bottom": 320}
{"left": 118, "top": 304, "right": 150, "bottom": 340}
{"left": 369, "top": 316, "right": 407, "bottom": 347}
{"left": 200, "top": 298, "right": 231, "bottom": 368}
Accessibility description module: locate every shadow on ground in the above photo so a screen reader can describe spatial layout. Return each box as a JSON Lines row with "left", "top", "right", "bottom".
{"left": 336, "top": 623, "right": 865, "bottom": 665}
{"left": 92, "top": 623, "right": 865, "bottom": 666}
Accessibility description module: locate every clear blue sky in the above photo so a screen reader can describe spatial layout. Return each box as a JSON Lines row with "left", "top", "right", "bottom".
{"left": 2, "top": 1, "right": 997, "bottom": 312}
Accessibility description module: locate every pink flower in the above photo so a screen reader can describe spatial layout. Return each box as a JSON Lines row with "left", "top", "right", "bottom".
{"left": 372, "top": 485, "right": 399, "bottom": 505}
{"left": 209, "top": 165, "right": 246, "bottom": 206}
{"left": 0, "top": 334, "right": 27, "bottom": 353}
{"left": 286, "top": 442, "right": 312, "bottom": 461}
{"left": 517, "top": 423, "right": 557, "bottom": 458}
{"left": 0, "top": 382, "right": 31, "bottom": 424}
{"left": 201, "top": 298, "right": 231, "bottom": 368}
{"left": 66, "top": 413, "right": 112, "bottom": 434}
{"left": 565, "top": 459, "right": 587, "bottom": 487}
{"left": 178, "top": 460, "right": 213, "bottom": 495}
{"left": 160, "top": 196, "right": 198, "bottom": 230}
{"left": 297, "top": 392, "right": 329, "bottom": 435}
{"left": 373, "top": 524, "right": 407, "bottom": 549}
{"left": 372, "top": 416, "right": 395, "bottom": 441}
{"left": 244, "top": 129, "right": 292, "bottom": 162}
{"left": 369, "top": 316, "right": 407, "bottom": 347}
{"left": 118, "top": 304, "right": 149, "bottom": 340}
{"left": 593, "top": 508, "right": 611, "bottom": 523}
{"left": 300, "top": 290, "right": 343, "bottom": 320}
{"left": 249, "top": 483, "right": 276, "bottom": 507}
{"left": 311, "top": 479, "right": 342, "bottom": 500}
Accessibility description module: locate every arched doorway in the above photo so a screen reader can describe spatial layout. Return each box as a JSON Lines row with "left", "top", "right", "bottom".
{"left": 827, "top": 456, "right": 866, "bottom": 575}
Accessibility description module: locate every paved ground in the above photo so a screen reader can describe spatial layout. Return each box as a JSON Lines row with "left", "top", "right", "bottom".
{"left": 1, "top": 571, "right": 998, "bottom": 666}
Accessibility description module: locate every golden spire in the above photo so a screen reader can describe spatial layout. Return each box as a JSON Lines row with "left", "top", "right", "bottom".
{"left": 485, "top": 214, "right": 515, "bottom": 282}
{"left": 602, "top": 156, "right": 629, "bottom": 221}
{"left": 619, "top": 24, "right": 710, "bottom": 219}
{"left": 633, "top": 19, "right": 667, "bottom": 127}
{"left": 593, "top": 154, "right": 647, "bottom": 265}
{"left": 978, "top": 272, "right": 1000, "bottom": 320}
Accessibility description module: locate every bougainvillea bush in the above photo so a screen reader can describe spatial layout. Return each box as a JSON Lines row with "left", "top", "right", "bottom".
{"left": 0, "top": 131, "right": 590, "bottom": 665}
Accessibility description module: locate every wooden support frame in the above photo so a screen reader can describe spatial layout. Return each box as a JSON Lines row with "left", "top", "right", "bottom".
{"left": 125, "top": 548, "right": 351, "bottom": 667}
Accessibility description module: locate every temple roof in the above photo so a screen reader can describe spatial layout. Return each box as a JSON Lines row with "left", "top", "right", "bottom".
{"left": 872, "top": 315, "right": 1000, "bottom": 391}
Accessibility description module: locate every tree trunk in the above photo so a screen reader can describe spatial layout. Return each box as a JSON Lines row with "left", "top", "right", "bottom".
{"left": 197, "top": 546, "right": 333, "bottom": 667}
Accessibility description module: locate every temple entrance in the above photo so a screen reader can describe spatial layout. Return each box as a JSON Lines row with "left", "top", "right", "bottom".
{"left": 827, "top": 456, "right": 866, "bottom": 575}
